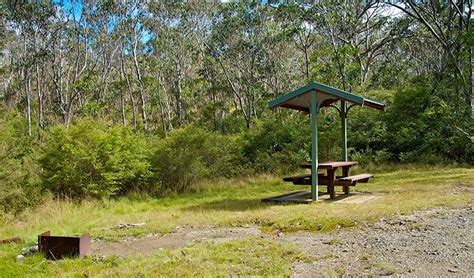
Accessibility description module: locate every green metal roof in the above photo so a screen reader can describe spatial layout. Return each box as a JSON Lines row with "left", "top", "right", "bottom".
{"left": 268, "top": 82, "right": 385, "bottom": 112}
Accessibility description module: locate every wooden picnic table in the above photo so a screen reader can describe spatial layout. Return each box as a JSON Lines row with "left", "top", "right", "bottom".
{"left": 267, "top": 161, "right": 373, "bottom": 203}
{"left": 300, "top": 161, "right": 358, "bottom": 199}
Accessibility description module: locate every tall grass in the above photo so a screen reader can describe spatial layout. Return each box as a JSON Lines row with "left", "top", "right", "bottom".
{"left": 1, "top": 165, "right": 472, "bottom": 241}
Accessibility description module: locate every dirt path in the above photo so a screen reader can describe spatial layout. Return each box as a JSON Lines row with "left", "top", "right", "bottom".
{"left": 92, "top": 226, "right": 261, "bottom": 256}
{"left": 92, "top": 206, "right": 473, "bottom": 276}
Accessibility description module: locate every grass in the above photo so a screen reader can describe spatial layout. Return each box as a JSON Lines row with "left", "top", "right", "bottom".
{"left": 0, "top": 238, "right": 308, "bottom": 277}
{"left": 0, "top": 165, "right": 473, "bottom": 276}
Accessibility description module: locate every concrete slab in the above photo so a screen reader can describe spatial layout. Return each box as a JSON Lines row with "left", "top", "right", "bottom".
{"left": 262, "top": 191, "right": 382, "bottom": 204}
{"left": 332, "top": 193, "right": 382, "bottom": 204}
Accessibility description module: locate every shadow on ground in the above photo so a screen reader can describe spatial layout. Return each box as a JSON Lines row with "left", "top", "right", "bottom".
{"left": 182, "top": 190, "right": 379, "bottom": 212}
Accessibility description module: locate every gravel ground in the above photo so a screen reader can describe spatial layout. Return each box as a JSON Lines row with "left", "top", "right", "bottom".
{"left": 288, "top": 206, "right": 473, "bottom": 277}
{"left": 91, "top": 206, "right": 473, "bottom": 277}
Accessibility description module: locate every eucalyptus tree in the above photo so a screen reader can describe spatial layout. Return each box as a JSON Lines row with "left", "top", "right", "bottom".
{"left": 389, "top": 0, "right": 473, "bottom": 111}
{"left": 3, "top": 1, "right": 55, "bottom": 134}
{"left": 206, "top": 2, "right": 283, "bottom": 129}
{"left": 275, "top": 3, "right": 318, "bottom": 82}
{"left": 147, "top": 2, "right": 206, "bottom": 130}
{"left": 83, "top": 1, "right": 122, "bottom": 111}
{"left": 308, "top": 2, "right": 410, "bottom": 91}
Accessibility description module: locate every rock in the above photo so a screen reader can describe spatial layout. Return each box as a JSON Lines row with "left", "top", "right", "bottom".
{"left": 21, "top": 245, "right": 38, "bottom": 256}
{"left": 16, "top": 254, "right": 25, "bottom": 262}
{"left": 118, "top": 222, "right": 145, "bottom": 229}
{"left": 447, "top": 268, "right": 459, "bottom": 273}
{"left": 93, "top": 255, "right": 106, "bottom": 262}
{"left": 278, "top": 232, "right": 285, "bottom": 237}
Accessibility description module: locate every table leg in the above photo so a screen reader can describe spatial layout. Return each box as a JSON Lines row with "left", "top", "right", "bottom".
{"left": 342, "top": 166, "right": 350, "bottom": 195}
{"left": 342, "top": 166, "right": 350, "bottom": 177}
{"left": 328, "top": 168, "right": 336, "bottom": 199}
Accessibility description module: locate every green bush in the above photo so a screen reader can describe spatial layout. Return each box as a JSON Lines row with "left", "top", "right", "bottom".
{"left": 150, "top": 126, "right": 244, "bottom": 193}
{"left": 348, "top": 89, "right": 393, "bottom": 154}
{"left": 242, "top": 116, "right": 311, "bottom": 173}
{"left": 385, "top": 85, "right": 473, "bottom": 163}
{"left": 350, "top": 149, "right": 392, "bottom": 168}
{"left": 0, "top": 109, "right": 40, "bottom": 214}
{"left": 39, "top": 120, "right": 151, "bottom": 199}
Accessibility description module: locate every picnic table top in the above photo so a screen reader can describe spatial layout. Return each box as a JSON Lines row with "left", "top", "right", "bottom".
{"left": 300, "top": 161, "right": 358, "bottom": 169}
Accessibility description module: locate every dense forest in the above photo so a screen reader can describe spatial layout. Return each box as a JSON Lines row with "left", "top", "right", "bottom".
{"left": 0, "top": 1, "right": 472, "bottom": 213}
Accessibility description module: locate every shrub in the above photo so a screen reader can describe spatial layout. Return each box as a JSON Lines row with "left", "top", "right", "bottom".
{"left": 242, "top": 116, "right": 311, "bottom": 173}
{"left": 348, "top": 89, "right": 393, "bottom": 154}
{"left": 39, "top": 120, "right": 151, "bottom": 199}
{"left": 350, "top": 149, "right": 392, "bottom": 168}
{"left": 149, "top": 126, "right": 244, "bottom": 194}
{"left": 385, "top": 85, "right": 473, "bottom": 163}
{"left": 0, "top": 109, "right": 40, "bottom": 214}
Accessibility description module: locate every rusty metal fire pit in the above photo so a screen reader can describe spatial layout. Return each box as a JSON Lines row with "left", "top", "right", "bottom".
{"left": 38, "top": 231, "right": 90, "bottom": 260}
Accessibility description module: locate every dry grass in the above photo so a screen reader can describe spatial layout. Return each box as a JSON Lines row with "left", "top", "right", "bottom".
{"left": 2, "top": 165, "right": 472, "bottom": 241}
{"left": 0, "top": 165, "right": 472, "bottom": 276}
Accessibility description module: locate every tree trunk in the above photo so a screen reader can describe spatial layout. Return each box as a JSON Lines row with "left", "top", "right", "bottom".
{"left": 120, "top": 89, "right": 126, "bottom": 127}
{"left": 25, "top": 68, "right": 32, "bottom": 136}
{"left": 23, "top": 35, "right": 32, "bottom": 136}
{"left": 303, "top": 45, "right": 310, "bottom": 82}
{"left": 131, "top": 29, "right": 147, "bottom": 130}
{"left": 174, "top": 61, "right": 183, "bottom": 126}
{"left": 36, "top": 62, "right": 43, "bottom": 129}
{"left": 120, "top": 45, "right": 137, "bottom": 130}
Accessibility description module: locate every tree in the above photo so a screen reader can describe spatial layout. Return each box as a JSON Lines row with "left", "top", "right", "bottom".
{"left": 389, "top": 0, "right": 473, "bottom": 110}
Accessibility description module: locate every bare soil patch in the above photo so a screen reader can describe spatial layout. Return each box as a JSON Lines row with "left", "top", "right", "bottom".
{"left": 91, "top": 206, "right": 473, "bottom": 277}
{"left": 92, "top": 226, "right": 261, "bottom": 256}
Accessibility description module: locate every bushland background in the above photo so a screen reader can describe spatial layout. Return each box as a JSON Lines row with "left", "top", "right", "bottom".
{"left": 1, "top": 1, "right": 473, "bottom": 214}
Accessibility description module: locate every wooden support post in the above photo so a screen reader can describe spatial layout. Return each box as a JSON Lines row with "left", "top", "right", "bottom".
{"left": 310, "top": 91, "right": 319, "bottom": 201}
{"left": 341, "top": 100, "right": 348, "bottom": 162}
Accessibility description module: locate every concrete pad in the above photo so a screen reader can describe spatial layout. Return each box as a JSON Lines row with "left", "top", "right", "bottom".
{"left": 262, "top": 191, "right": 382, "bottom": 204}
{"left": 333, "top": 193, "right": 382, "bottom": 204}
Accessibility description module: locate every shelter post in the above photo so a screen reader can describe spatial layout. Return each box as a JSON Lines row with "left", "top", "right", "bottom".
{"left": 310, "top": 91, "right": 319, "bottom": 201}
{"left": 340, "top": 100, "right": 348, "bottom": 161}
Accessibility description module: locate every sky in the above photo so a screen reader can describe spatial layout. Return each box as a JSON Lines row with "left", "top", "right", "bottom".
{"left": 53, "top": 0, "right": 83, "bottom": 21}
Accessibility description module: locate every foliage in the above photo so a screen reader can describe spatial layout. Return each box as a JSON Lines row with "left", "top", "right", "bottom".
{"left": 385, "top": 84, "right": 473, "bottom": 163}
{"left": 150, "top": 126, "right": 244, "bottom": 194}
{"left": 39, "top": 120, "right": 151, "bottom": 199}
{"left": 0, "top": 1, "right": 473, "bottom": 213}
{"left": 350, "top": 149, "right": 392, "bottom": 168}
{"left": 242, "top": 116, "right": 311, "bottom": 174}
{"left": 0, "top": 109, "right": 40, "bottom": 214}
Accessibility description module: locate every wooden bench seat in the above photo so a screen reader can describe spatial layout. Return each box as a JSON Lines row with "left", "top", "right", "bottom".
{"left": 336, "top": 173, "right": 374, "bottom": 195}
{"left": 336, "top": 173, "right": 373, "bottom": 184}
{"left": 283, "top": 173, "right": 325, "bottom": 184}
{"left": 283, "top": 173, "right": 374, "bottom": 195}
{"left": 283, "top": 174, "right": 311, "bottom": 182}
